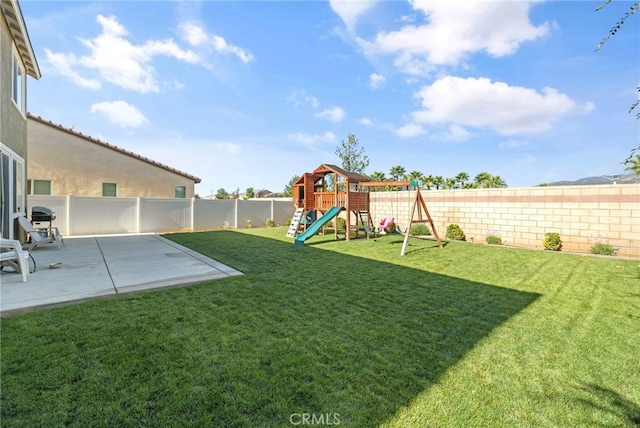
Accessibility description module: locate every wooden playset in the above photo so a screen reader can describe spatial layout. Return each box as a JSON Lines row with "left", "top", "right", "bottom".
{"left": 287, "top": 163, "right": 442, "bottom": 253}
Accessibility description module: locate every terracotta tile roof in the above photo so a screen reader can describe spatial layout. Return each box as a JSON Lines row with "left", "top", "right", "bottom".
{"left": 27, "top": 113, "right": 201, "bottom": 183}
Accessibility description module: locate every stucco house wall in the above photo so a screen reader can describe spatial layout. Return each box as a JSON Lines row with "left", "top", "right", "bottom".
{"left": 1, "top": 0, "right": 40, "bottom": 239}
{"left": 27, "top": 114, "right": 200, "bottom": 198}
{"left": 0, "top": 13, "right": 23, "bottom": 157}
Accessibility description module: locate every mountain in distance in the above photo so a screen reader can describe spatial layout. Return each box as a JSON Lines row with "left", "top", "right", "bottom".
{"left": 540, "top": 173, "right": 640, "bottom": 186}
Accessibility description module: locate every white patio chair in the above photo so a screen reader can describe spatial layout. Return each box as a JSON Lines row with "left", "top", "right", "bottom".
{"left": 17, "top": 215, "right": 63, "bottom": 251}
{"left": 0, "top": 236, "right": 30, "bottom": 282}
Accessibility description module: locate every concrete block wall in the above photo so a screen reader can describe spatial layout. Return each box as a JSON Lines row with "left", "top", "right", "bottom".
{"left": 370, "top": 184, "right": 640, "bottom": 258}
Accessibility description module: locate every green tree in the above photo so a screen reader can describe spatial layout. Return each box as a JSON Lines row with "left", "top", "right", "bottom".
{"left": 424, "top": 174, "right": 434, "bottom": 190}
{"left": 433, "top": 176, "right": 444, "bottom": 190}
{"left": 407, "top": 171, "right": 424, "bottom": 188}
{"left": 335, "top": 133, "right": 369, "bottom": 174}
{"left": 455, "top": 172, "right": 470, "bottom": 188}
{"left": 215, "top": 188, "right": 229, "bottom": 199}
{"left": 369, "top": 171, "right": 386, "bottom": 182}
{"left": 596, "top": 0, "right": 640, "bottom": 173}
{"left": 389, "top": 165, "right": 406, "bottom": 181}
{"left": 368, "top": 171, "right": 387, "bottom": 192}
{"left": 488, "top": 175, "right": 508, "bottom": 188}
{"left": 444, "top": 177, "right": 457, "bottom": 189}
{"left": 474, "top": 172, "right": 492, "bottom": 188}
{"left": 283, "top": 175, "right": 299, "bottom": 197}
{"left": 245, "top": 187, "right": 255, "bottom": 199}
{"left": 623, "top": 153, "right": 640, "bottom": 174}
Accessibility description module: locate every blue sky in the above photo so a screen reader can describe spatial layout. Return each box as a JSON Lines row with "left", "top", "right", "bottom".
{"left": 21, "top": 0, "right": 639, "bottom": 196}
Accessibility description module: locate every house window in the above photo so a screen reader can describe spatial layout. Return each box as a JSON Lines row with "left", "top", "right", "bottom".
{"left": 102, "top": 183, "right": 117, "bottom": 197}
{"left": 175, "top": 186, "right": 186, "bottom": 199}
{"left": 12, "top": 49, "right": 26, "bottom": 115}
{"left": 28, "top": 179, "right": 52, "bottom": 195}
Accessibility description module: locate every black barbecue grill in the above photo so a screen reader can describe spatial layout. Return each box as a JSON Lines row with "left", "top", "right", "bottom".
{"left": 32, "top": 206, "right": 56, "bottom": 223}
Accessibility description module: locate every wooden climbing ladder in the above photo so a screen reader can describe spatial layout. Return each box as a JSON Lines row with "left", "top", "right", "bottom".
{"left": 286, "top": 208, "right": 305, "bottom": 238}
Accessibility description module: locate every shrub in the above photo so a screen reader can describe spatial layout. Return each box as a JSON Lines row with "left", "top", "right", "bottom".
{"left": 335, "top": 217, "right": 346, "bottom": 230}
{"left": 410, "top": 224, "right": 431, "bottom": 236}
{"left": 543, "top": 232, "right": 562, "bottom": 251}
{"left": 245, "top": 219, "right": 253, "bottom": 228}
{"left": 590, "top": 242, "right": 615, "bottom": 255}
{"left": 486, "top": 235, "right": 502, "bottom": 245}
{"left": 445, "top": 224, "right": 466, "bottom": 241}
{"left": 265, "top": 219, "right": 276, "bottom": 227}
{"left": 284, "top": 218, "right": 291, "bottom": 226}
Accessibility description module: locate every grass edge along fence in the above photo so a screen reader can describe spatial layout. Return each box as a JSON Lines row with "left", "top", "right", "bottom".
{"left": 370, "top": 183, "right": 639, "bottom": 258}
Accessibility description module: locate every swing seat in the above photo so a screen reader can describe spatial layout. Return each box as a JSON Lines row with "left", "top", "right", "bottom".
{"left": 364, "top": 225, "right": 377, "bottom": 238}
{"left": 379, "top": 217, "right": 394, "bottom": 229}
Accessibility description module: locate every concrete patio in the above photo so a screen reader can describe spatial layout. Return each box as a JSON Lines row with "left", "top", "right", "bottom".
{"left": 0, "top": 234, "right": 242, "bottom": 316}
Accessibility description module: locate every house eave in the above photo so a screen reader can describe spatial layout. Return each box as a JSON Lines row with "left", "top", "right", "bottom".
{"left": 1, "top": 0, "right": 41, "bottom": 79}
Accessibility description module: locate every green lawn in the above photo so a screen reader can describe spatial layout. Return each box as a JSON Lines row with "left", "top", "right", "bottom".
{"left": 1, "top": 227, "right": 639, "bottom": 427}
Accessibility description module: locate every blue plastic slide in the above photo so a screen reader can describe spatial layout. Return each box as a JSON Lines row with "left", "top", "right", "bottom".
{"left": 294, "top": 206, "right": 345, "bottom": 246}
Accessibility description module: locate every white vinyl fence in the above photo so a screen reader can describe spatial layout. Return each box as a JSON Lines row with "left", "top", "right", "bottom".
{"left": 27, "top": 195, "right": 296, "bottom": 237}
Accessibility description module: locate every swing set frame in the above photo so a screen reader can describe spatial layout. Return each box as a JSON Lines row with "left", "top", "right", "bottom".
{"left": 400, "top": 187, "right": 443, "bottom": 256}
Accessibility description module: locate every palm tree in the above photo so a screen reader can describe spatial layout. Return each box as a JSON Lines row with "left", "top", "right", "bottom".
{"left": 474, "top": 172, "right": 492, "bottom": 188}
{"left": 433, "top": 175, "right": 444, "bottom": 190}
{"left": 368, "top": 171, "right": 387, "bottom": 192}
{"left": 407, "top": 171, "right": 424, "bottom": 188}
{"left": 389, "top": 165, "right": 407, "bottom": 181}
{"left": 444, "top": 177, "right": 457, "bottom": 189}
{"left": 488, "top": 175, "right": 507, "bottom": 188}
{"left": 455, "top": 172, "right": 469, "bottom": 189}
{"left": 423, "top": 174, "right": 434, "bottom": 190}
{"left": 369, "top": 171, "right": 387, "bottom": 182}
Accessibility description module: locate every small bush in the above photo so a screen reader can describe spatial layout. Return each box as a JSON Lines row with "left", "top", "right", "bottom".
{"left": 543, "top": 232, "right": 562, "bottom": 251}
{"left": 245, "top": 219, "right": 253, "bottom": 228}
{"left": 410, "top": 224, "right": 431, "bottom": 236}
{"left": 285, "top": 218, "right": 291, "bottom": 226}
{"left": 590, "top": 242, "right": 615, "bottom": 255}
{"left": 445, "top": 224, "right": 466, "bottom": 241}
{"left": 335, "top": 217, "right": 346, "bottom": 230}
{"left": 486, "top": 235, "right": 502, "bottom": 245}
{"left": 265, "top": 219, "right": 276, "bottom": 227}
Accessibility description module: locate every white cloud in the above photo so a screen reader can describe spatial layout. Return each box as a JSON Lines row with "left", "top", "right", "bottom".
{"left": 48, "top": 14, "right": 200, "bottom": 93}
{"left": 314, "top": 106, "right": 346, "bottom": 122}
{"left": 287, "top": 89, "right": 320, "bottom": 108}
{"left": 412, "top": 76, "right": 584, "bottom": 135}
{"left": 358, "top": 117, "right": 373, "bottom": 126}
{"left": 44, "top": 49, "right": 101, "bottom": 89}
{"left": 287, "top": 131, "right": 337, "bottom": 145}
{"left": 178, "top": 22, "right": 253, "bottom": 64}
{"left": 369, "top": 73, "right": 385, "bottom": 89}
{"left": 444, "top": 124, "right": 471, "bottom": 141}
{"left": 395, "top": 123, "right": 426, "bottom": 138}
{"left": 329, "top": 0, "right": 377, "bottom": 31}
{"left": 91, "top": 100, "right": 148, "bottom": 128}
{"left": 172, "top": 78, "right": 185, "bottom": 89}
{"left": 361, "top": 1, "right": 551, "bottom": 75}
